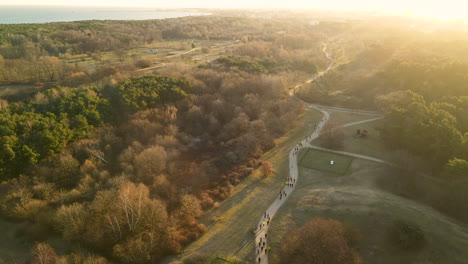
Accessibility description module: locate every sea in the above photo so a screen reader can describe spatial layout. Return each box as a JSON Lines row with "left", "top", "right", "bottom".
{"left": 0, "top": 6, "right": 210, "bottom": 24}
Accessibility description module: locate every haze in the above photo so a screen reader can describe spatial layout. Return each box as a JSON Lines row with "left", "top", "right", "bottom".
{"left": 2, "top": 0, "right": 468, "bottom": 20}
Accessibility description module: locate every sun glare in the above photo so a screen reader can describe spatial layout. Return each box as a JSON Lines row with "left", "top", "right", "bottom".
{"left": 1, "top": 0, "right": 468, "bottom": 20}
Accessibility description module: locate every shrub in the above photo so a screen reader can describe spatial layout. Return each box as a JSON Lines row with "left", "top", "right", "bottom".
{"left": 388, "top": 219, "right": 426, "bottom": 251}
{"left": 134, "top": 58, "right": 153, "bottom": 69}
{"left": 279, "top": 217, "right": 361, "bottom": 264}
{"left": 31, "top": 243, "right": 58, "bottom": 264}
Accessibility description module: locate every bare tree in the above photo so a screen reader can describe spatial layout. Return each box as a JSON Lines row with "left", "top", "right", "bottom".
{"left": 320, "top": 118, "right": 344, "bottom": 150}
{"left": 31, "top": 243, "right": 58, "bottom": 264}
{"left": 134, "top": 145, "right": 167, "bottom": 183}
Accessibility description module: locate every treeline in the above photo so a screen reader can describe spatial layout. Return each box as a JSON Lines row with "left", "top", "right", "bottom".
{"left": 381, "top": 91, "right": 468, "bottom": 173}
{"left": 0, "top": 16, "right": 341, "bottom": 91}
{"left": 0, "top": 15, "right": 336, "bottom": 263}
{"left": 0, "top": 67, "right": 302, "bottom": 263}
{"left": 304, "top": 32, "right": 468, "bottom": 108}
{"left": 0, "top": 16, "right": 343, "bottom": 60}
{"left": 0, "top": 55, "right": 119, "bottom": 94}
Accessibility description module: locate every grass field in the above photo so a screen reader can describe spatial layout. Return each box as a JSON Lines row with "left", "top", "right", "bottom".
{"left": 328, "top": 110, "right": 378, "bottom": 125}
{"left": 298, "top": 148, "right": 353, "bottom": 175}
{"left": 162, "top": 107, "right": 323, "bottom": 264}
{"left": 313, "top": 110, "right": 387, "bottom": 159}
{"left": 341, "top": 118, "right": 388, "bottom": 159}
{"left": 268, "top": 157, "right": 468, "bottom": 264}
{"left": 267, "top": 110, "right": 468, "bottom": 264}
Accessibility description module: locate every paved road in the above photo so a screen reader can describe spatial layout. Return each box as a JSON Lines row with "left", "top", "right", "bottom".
{"left": 253, "top": 105, "right": 330, "bottom": 264}
{"left": 253, "top": 103, "right": 387, "bottom": 264}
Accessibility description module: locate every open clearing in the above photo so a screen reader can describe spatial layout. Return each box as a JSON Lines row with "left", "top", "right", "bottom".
{"left": 314, "top": 110, "right": 387, "bottom": 159}
{"left": 299, "top": 148, "right": 353, "bottom": 175}
{"left": 162, "top": 107, "right": 323, "bottom": 263}
{"left": 267, "top": 110, "right": 468, "bottom": 264}
{"left": 268, "top": 156, "right": 468, "bottom": 264}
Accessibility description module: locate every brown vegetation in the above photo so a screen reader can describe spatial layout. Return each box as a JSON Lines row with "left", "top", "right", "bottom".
{"left": 320, "top": 118, "right": 344, "bottom": 150}
{"left": 279, "top": 217, "right": 361, "bottom": 264}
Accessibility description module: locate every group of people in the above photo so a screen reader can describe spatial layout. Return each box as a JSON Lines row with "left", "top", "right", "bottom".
{"left": 255, "top": 119, "right": 327, "bottom": 263}
{"left": 257, "top": 212, "right": 271, "bottom": 229}
{"left": 278, "top": 189, "right": 287, "bottom": 200}
{"left": 292, "top": 143, "right": 302, "bottom": 156}
{"left": 286, "top": 177, "right": 296, "bottom": 188}
{"left": 256, "top": 213, "right": 272, "bottom": 263}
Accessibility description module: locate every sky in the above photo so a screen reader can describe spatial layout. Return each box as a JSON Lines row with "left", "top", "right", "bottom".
{"left": 1, "top": 0, "right": 468, "bottom": 20}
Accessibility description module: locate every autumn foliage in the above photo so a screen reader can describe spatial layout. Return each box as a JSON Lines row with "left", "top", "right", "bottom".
{"left": 279, "top": 217, "right": 361, "bottom": 264}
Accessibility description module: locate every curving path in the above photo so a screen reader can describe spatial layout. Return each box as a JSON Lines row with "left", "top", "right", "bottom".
{"left": 253, "top": 41, "right": 388, "bottom": 263}
{"left": 253, "top": 103, "right": 388, "bottom": 264}
{"left": 253, "top": 105, "right": 330, "bottom": 264}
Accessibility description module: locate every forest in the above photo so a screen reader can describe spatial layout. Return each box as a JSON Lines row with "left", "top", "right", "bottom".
{"left": 297, "top": 27, "right": 468, "bottom": 223}
{"left": 1, "top": 10, "right": 468, "bottom": 264}
{"left": 0, "top": 14, "right": 342, "bottom": 263}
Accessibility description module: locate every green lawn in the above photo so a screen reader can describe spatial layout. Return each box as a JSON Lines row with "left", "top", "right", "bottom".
{"left": 299, "top": 148, "right": 353, "bottom": 175}
{"left": 162, "top": 107, "right": 323, "bottom": 264}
